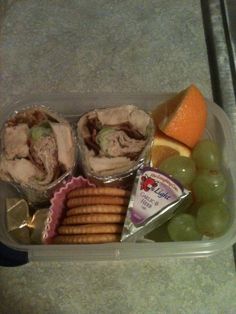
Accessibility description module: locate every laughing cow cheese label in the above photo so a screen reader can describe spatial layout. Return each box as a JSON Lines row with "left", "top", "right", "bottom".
{"left": 131, "top": 169, "right": 184, "bottom": 225}
{"left": 121, "top": 167, "right": 191, "bottom": 242}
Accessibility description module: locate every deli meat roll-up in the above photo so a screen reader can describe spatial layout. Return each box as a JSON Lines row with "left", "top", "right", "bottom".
{"left": 77, "top": 105, "right": 154, "bottom": 187}
{"left": 0, "top": 107, "right": 76, "bottom": 204}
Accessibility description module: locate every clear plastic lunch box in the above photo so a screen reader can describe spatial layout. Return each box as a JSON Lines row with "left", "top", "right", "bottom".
{"left": 0, "top": 93, "right": 236, "bottom": 262}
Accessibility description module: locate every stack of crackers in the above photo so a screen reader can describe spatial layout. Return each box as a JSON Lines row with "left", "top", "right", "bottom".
{"left": 53, "top": 187, "right": 130, "bottom": 244}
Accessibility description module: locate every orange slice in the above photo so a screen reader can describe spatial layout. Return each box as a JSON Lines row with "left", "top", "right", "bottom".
{"left": 150, "top": 133, "right": 191, "bottom": 168}
{"left": 151, "top": 85, "right": 207, "bottom": 148}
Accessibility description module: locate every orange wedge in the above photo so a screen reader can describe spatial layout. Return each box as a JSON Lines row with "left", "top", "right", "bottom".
{"left": 150, "top": 132, "right": 191, "bottom": 168}
{"left": 151, "top": 85, "right": 207, "bottom": 148}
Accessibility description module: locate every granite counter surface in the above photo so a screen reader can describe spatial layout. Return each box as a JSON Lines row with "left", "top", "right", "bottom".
{"left": 0, "top": 1, "right": 236, "bottom": 313}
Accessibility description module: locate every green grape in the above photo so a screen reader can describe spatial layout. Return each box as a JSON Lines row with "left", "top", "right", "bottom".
{"left": 167, "top": 213, "right": 202, "bottom": 241}
{"left": 192, "top": 170, "right": 226, "bottom": 203}
{"left": 192, "top": 139, "right": 221, "bottom": 171}
{"left": 196, "top": 201, "right": 230, "bottom": 237}
{"left": 146, "top": 222, "right": 171, "bottom": 242}
{"left": 159, "top": 156, "right": 196, "bottom": 187}
{"left": 185, "top": 201, "right": 201, "bottom": 216}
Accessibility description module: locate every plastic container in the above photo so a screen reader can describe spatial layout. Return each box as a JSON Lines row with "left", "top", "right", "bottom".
{"left": 0, "top": 92, "right": 236, "bottom": 262}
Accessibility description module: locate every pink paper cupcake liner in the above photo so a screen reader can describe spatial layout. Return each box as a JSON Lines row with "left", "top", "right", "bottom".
{"left": 42, "top": 176, "right": 96, "bottom": 244}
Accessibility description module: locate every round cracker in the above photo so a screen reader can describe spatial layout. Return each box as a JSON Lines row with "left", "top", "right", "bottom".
{"left": 58, "top": 223, "right": 123, "bottom": 235}
{"left": 66, "top": 205, "right": 127, "bottom": 216}
{"left": 52, "top": 233, "right": 120, "bottom": 244}
{"left": 67, "top": 187, "right": 130, "bottom": 199}
{"left": 62, "top": 213, "right": 125, "bottom": 225}
{"left": 67, "top": 196, "right": 129, "bottom": 208}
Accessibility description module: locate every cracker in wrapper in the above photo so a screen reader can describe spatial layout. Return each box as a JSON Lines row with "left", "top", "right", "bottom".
{"left": 0, "top": 106, "right": 76, "bottom": 204}
{"left": 120, "top": 166, "right": 192, "bottom": 242}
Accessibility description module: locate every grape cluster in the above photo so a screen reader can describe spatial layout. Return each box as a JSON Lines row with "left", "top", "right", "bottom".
{"left": 148, "top": 139, "right": 230, "bottom": 242}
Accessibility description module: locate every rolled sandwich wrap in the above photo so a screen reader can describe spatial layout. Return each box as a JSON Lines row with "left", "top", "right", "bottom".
{"left": 77, "top": 105, "right": 154, "bottom": 183}
{"left": 0, "top": 107, "right": 76, "bottom": 203}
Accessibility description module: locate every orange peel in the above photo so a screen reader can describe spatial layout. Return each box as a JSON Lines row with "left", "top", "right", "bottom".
{"left": 152, "top": 85, "right": 207, "bottom": 148}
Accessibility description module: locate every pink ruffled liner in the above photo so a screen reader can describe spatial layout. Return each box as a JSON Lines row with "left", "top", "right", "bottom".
{"left": 42, "top": 176, "right": 96, "bottom": 244}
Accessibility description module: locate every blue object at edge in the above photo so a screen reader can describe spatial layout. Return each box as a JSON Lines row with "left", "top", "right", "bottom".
{"left": 0, "top": 242, "right": 28, "bottom": 267}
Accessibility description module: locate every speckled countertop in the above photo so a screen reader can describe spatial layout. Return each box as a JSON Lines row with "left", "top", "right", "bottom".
{"left": 0, "top": 1, "right": 236, "bottom": 313}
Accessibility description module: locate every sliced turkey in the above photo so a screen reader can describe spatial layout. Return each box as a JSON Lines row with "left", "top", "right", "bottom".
{"left": 0, "top": 157, "right": 44, "bottom": 185}
{"left": 49, "top": 122, "right": 74, "bottom": 171}
{"left": 88, "top": 156, "right": 134, "bottom": 176}
{"left": 4, "top": 124, "right": 29, "bottom": 159}
{"left": 29, "top": 135, "right": 58, "bottom": 186}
